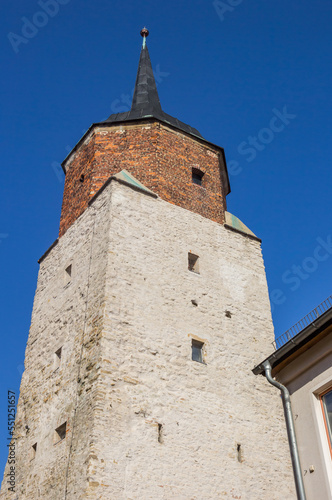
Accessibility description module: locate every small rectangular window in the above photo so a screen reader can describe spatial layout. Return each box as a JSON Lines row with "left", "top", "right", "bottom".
{"left": 192, "top": 339, "right": 204, "bottom": 363}
{"left": 158, "top": 423, "right": 163, "bottom": 444}
{"left": 31, "top": 442, "right": 37, "bottom": 460}
{"left": 64, "top": 264, "right": 72, "bottom": 286}
{"left": 237, "top": 443, "right": 243, "bottom": 463}
{"left": 54, "top": 422, "right": 67, "bottom": 444}
{"left": 192, "top": 168, "right": 204, "bottom": 186}
{"left": 321, "top": 389, "right": 332, "bottom": 455}
{"left": 54, "top": 347, "right": 62, "bottom": 370}
{"left": 188, "top": 253, "right": 199, "bottom": 274}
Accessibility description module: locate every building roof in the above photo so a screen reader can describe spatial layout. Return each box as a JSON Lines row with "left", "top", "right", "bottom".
{"left": 61, "top": 29, "right": 231, "bottom": 196}
{"left": 101, "top": 30, "right": 203, "bottom": 139}
{"left": 253, "top": 295, "right": 332, "bottom": 375}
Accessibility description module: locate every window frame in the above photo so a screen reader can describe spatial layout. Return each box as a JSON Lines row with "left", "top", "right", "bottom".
{"left": 320, "top": 387, "right": 332, "bottom": 458}
{"left": 311, "top": 379, "right": 332, "bottom": 498}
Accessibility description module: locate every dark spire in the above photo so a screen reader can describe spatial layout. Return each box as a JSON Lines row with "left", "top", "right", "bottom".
{"left": 130, "top": 28, "right": 163, "bottom": 118}
{"left": 102, "top": 29, "right": 203, "bottom": 139}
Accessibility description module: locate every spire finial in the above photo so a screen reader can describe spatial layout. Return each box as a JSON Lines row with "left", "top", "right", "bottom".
{"left": 140, "top": 27, "right": 149, "bottom": 48}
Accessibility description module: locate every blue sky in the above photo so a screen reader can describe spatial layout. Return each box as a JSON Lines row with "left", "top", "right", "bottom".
{"left": 1, "top": 0, "right": 331, "bottom": 477}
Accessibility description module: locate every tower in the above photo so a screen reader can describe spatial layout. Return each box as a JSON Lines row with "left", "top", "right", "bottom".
{"left": 1, "top": 30, "right": 296, "bottom": 499}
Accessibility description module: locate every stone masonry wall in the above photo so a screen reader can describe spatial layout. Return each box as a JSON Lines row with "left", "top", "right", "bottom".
{"left": 1, "top": 179, "right": 295, "bottom": 499}
{"left": 59, "top": 121, "right": 227, "bottom": 237}
{"left": 88, "top": 180, "right": 296, "bottom": 499}
{"left": 0, "top": 185, "right": 112, "bottom": 499}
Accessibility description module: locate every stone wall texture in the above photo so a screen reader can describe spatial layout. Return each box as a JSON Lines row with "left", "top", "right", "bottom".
{"left": 59, "top": 122, "right": 228, "bottom": 237}
{"left": 1, "top": 180, "right": 296, "bottom": 499}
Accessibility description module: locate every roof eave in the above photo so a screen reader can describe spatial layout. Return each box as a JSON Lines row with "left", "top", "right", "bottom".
{"left": 252, "top": 307, "right": 332, "bottom": 376}
{"left": 61, "top": 118, "right": 231, "bottom": 195}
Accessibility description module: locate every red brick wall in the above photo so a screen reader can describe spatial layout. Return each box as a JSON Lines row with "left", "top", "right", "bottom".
{"left": 59, "top": 121, "right": 227, "bottom": 237}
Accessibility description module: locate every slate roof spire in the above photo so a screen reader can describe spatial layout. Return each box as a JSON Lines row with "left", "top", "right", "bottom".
{"left": 130, "top": 28, "right": 163, "bottom": 118}
{"left": 102, "top": 29, "right": 203, "bottom": 139}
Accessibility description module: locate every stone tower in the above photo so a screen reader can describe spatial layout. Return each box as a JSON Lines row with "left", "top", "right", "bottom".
{"left": 1, "top": 30, "right": 296, "bottom": 499}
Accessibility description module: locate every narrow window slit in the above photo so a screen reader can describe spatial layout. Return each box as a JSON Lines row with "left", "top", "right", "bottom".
{"left": 54, "top": 422, "right": 67, "bottom": 443}
{"left": 55, "top": 347, "right": 62, "bottom": 369}
{"left": 237, "top": 443, "right": 242, "bottom": 463}
{"left": 188, "top": 253, "right": 199, "bottom": 274}
{"left": 31, "top": 442, "right": 37, "bottom": 460}
{"left": 158, "top": 423, "right": 163, "bottom": 444}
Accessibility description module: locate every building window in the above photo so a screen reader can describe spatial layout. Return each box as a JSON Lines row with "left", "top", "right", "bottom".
{"left": 188, "top": 253, "right": 199, "bottom": 274}
{"left": 65, "top": 265, "right": 72, "bottom": 278}
{"left": 31, "top": 442, "right": 37, "bottom": 460}
{"left": 237, "top": 443, "right": 243, "bottom": 463}
{"left": 64, "top": 264, "right": 72, "bottom": 286}
{"left": 158, "top": 423, "right": 163, "bottom": 444}
{"left": 192, "top": 168, "right": 204, "bottom": 186}
{"left": 192, "top": 339, "right": 204, "bottom": 363}
{"left": 54, "top": 422, "right": 67, "bottom": 444}
{"left": 54, "top": 347, "right": 62, "bottom": 370}
{"left": 321, "top": 389, "right": 332, "bottom": 455}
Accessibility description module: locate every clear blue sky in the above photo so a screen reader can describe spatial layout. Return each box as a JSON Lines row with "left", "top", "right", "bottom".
{"left": 1, "top": 0, "right": 331, "bottom": 477}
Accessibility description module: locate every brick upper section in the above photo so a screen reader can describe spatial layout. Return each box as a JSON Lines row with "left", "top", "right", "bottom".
{"left": 59, "top": 121, "right": 228, "bottom": 237}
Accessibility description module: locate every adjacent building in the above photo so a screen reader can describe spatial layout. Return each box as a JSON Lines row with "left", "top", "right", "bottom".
{"left": 254, "top": 295, "right": 332, "bottom": 500}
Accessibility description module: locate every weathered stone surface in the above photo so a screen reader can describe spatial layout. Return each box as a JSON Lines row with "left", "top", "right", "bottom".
{"left": 1, "top": 180, "right": 295, "bottom": 499}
